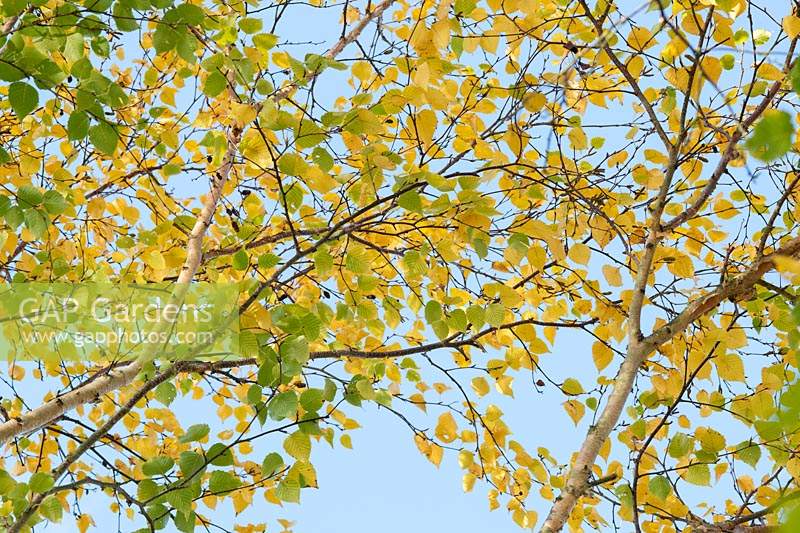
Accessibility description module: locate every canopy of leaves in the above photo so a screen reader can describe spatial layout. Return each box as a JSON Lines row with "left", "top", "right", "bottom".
{"left": 1, "top": 0, "right": 800, "bottom": 532}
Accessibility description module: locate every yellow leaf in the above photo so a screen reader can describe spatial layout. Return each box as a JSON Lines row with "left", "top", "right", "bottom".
{"left": 428, "top": 443, "right": 443, "bottom": 466}
{"left": 123, "top": 412, "right": 140, "bottom": 432}
{"left": 435, "top": 412, "right": 458, "bottom": 443}
{"left": 77, "top": 514, "right": 94, "bottom": 533}
{"left": 592, "top": 342, "right": 614, "bottom": 371}
{"left": 147, "top": 250, "right": 166, "bottom": 271}
{"left": 774, "top": 255, "right": 800, "bottom": 275}
{"left": 644, "top": 149, "right": 668, "bottom": 165}
{"left": 458, "top": 450, "right": 474, "bottom": 469}
{"left": 627, "top": 55, "right": 644, "bottom": 78}
{"left": 563, "top": 400, "right": 585, "bottom": 425}
{"left": 784, "top": 16, "right": 800, "bottom": 38}
{"left": 568, "top": 243, "right": 591, "bottom": 265}
{"left": 495, "top": 375, "right": 514, "bottom": 397}
{"left": 716, "top": 353, "right": 745, "bottom": 382}
{"left": 352, "top": 61, "right": 371, "bottom": 82}
{"left": 608, "top": 150, "right": 629, "bottom": 167}
{"left": 756, "top": 62, "right": 783, "bottom": 81}
{"left": 667, "top": 254, "right": 694, "bottom": 278}
{"left": 471, "top": 376, "right": 490, "bottom": 396}
{"left": 232, "top": 488, "right": 252, "bottom": 514}
{"left": 568, "top": 127, "right": 588, "bottom": 150}
{"left": 562, "top": 378, "right": 584, "bottom": 395}
{"left": 416, "top": 108, "right": 437, "bottom": 149}
{"left": 523, "top": 92, "right": 546, "bottom": 113}
{"left": 602, "top": 265, "right": 622, "bottom": 286}
{"left": 628, "top": 26, "right": 655, "bottom": 50}
{"left": 463, "top": 472, "right": 477, "bottom": 492}
{"left": 409, "top": 392, "right": 427, "bottom": 412}
{"left": 701, "top": 56, "right": 722, "bottom": 84}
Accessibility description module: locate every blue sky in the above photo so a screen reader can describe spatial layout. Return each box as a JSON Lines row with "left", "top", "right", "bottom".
{"left": 8, "top": 0, "right": 796, "bottom": 531}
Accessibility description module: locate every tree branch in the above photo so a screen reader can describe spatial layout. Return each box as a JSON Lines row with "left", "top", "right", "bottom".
{"left": 541, "top": 237, "right": 800, "bottom": 532}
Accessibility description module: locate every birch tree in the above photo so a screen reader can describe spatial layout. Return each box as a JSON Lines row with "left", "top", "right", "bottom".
{"left": 0, "top": 0, "right": 799, "bottom": 532}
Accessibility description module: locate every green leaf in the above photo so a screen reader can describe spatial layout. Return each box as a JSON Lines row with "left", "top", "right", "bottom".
{"left": 153, "top": 26, "right": 179, "bottom": 54}
{"left": 283, "top": 431, "right": 311, "bottom": 461}
{"left": 71, "top": 58, "right": 94, "bottom": 80}
{"left": 137, "top": 479, "right": 160, "bottom": 501}
{"left": 0, "top": 470, "right": 15, "bottom": 495}
{"left": 300, "top": 388, "right": 324, "bottom": 413}
{"left": 269, "top": 391, "right": 298, "bottom": 420}
{"left": 208, "top": 471, "right": 241, "bottom": 494}
{"left": 5, "top": 205, "right": 23, "bottom": 229}
{"left": 238, "top": 17, "right": 263, "bottom": 34}
{"left": 311, "top": 147, "right": 333, "bottom": 171}
{"left": 684, "top": 464, "right": 710, "bottom": 486}
{"left": 485, "top": 303, "right": 504, "bottom": 327}
{"left": 431, "top": 320, "right": 448, "bottom": 340}
{"left": 206, "top": 443, "right": 234, "bottom": 466}
{"left": 736, "top": 442, "right": 762, "bottom": 468}
{"left": 91, "top": 36, "right": 110, "bottom": 58}
{"left": 142, "top": 456, "right": 175, "bottom": 477}
{"left": 155, "top": 382, "right": 177, "bottom": 406}
{"left": 29, "top": 472, "right": 54, "bottom": 493}
{"left": 258, "top": 253, "right": 281, "bottom": 269}
{"left": 261, "top": 452, "right": 284, "bottom": 477}
{"left": 176, "top": 2, "right": 204, "bottom": 25}
{"left": 745, "top": 110, "right": 794, "bottom": 161}
{"left": 2, "top": 0, "right": 26, "bottom": 17}
{"left": 276, "top": 477, "right": 300, "bottom": 503}
{"left": 239, "top": 330, "right": 259, "bottom": 358}
{"left": 792, "top": 61, "right": 800, "bottom": 96}
{"left": 648, "top": 475, "right": 671, "bottom": 500}
{"left": 232, "top": 249, "right": 249, "bottom": 270}
{"left": 294, "top": 120, "right": 326, "bottom": 149}
{"left": 313, "top": 249, "right": 333, "bottom": 275}
{"left": 253, "top": 33, "right": 278, "bottom": 50}
{"left": 280, "top": 335, "right": 309, "bottom": 365}
{"left": 278, "top": 153, "right": 307, "bottom": 176}
{"left": 246, "top": 384, "right": 262, "bottom": 405}
{"left": 178, "top": 451, "right": 205, "bottom": 476}
{"left": 562, "top": 378, "right": 584, "bottom": 395}
{"left": 24, "top": 209, "right": 48, "bottom": 238}
{"left": 42, "top": 190, "right": 67, "bottom": 215}
{"left": 179, "top": 424, "right": 210, "bottom": 443}
{"left": 398, "top": 190, "right": 423, "bottom": 213}
{"left": 424, "top": 300, "right": 443, "bottom": 324}
{"left": 89, "top": 122, "right": 119, "bottom": 155}
{"left": 323, "top": 379, "right": 336, "bottom": 401}
{"left": 202, "top": 71, "right": 227, "bottom": 98}
{"left": 174, "top": 510, "right": 196, "bottom": 532}
{"left": 17, "top": 185, "right": 43, "bottom": 207}
{"left": 8, "top": 81, "right": 38, "bottom": 119}
{"left": 257, "top": 352, "right": 279, "bottom": 388}
{"left": 166, "top": 487, "right": 192, "bottom": 513}
{"left": 40, "top": 495, "right": 63, "bottom": 522}
{"left": 447, "top": 309, "right": 468, "bottom": 331}
{"left": 113, "top": 3, "right": 140, "bottom": 31}
{"left": 466, "top": 305, "right": 485, "bottom": 330}
{"left": 668, "top": 433, "right": 693, "bottom": 459}
{"left": 67, "top": 111, "right": 90, "bottom": 141}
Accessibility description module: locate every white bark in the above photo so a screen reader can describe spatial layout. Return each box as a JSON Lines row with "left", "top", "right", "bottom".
{"left": 540, "top": 236, "right": 800, "bottom": 533}
{"left": 0, "top": 1, "right": 395, "bottom": 446}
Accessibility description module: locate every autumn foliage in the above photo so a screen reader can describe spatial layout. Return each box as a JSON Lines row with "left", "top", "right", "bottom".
{"left": 1, "top": 0, "right": 800, "bottom": 532}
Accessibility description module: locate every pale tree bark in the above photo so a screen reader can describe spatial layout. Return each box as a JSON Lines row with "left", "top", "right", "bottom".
{"left": 0, "top": 0, "right": 395, "bottom": 448}
{"left": 0, "top": 124, "right": 237, "bottom": 446}
{"left": 540, "top": 22, "right": 799, "bottom": 531}
{"left": 541, "top": 235, "right": 800, "bottom": 533}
